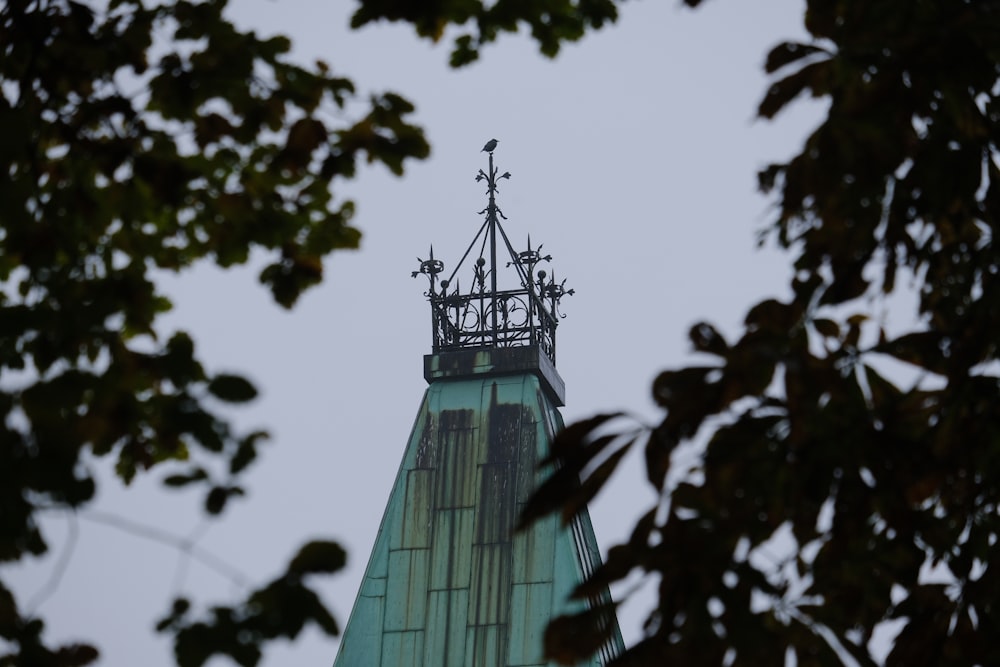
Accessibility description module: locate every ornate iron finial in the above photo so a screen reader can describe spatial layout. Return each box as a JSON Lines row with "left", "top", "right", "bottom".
{"left": 413, "top": 141, "right": 573, "bottom": 365}
{"left": 413, "top": 246, "right": 444, "bottom": 294}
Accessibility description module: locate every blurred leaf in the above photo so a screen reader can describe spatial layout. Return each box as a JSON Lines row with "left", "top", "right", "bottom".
{"left": 689, "top": 321, "right": 728, "bottom": 356}
{"left": 876, "top": 331, "right": 948, "bottom": 375}
{"left": 644, "top": 425, "right": 675, "bottom": 490}
{"left": 207, "top": 375, "right": 258, "bottom": 403}
{"left": 55, "top": 643, "right": 100, "bottom": 666}
{"left": 155, "top": 598, "right": 191, "bottom": 632}
{"left": 285, "top": 117, "right": 327, "bottom": 155}
{"left": 764, "top": 41, "right": 829, "bottom": 73}
{"left": 562, "top": 438, "right": 633, "bottom": 523}
{"left": 758, "top": 59, "right": 830, "bottom": 119}
{"left": 547, "top": 412, "right": 624, "bottom": 463}
{"left": 229, "top": 431, "right": 269, "bottom": 475}
{"left": 812, "top": 317, "right": 840, "bottom": 339}
{"left": 518, "top": 464, "right": 584, "bottom": 530}
{"left": 744, "top": 298, "right": 801, "bottom": 333}
{"left": 163, "top": 468, "right": 209, "bottom": 488}
{"left": 204, "top": 485, "right": 244, "bottom": 515}
{"left": 287, "top": 540, "right": 347, "bottom": 576}
{"left": 544, "top": 603, "right": 618, "bottom": 665}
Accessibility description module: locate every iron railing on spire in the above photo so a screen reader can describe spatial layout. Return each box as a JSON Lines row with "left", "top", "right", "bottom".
{"left": 413, "top": 142, "right": 573, "bottom": 365}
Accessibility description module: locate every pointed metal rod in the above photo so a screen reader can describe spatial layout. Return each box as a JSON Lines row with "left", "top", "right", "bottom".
{"left": 488, "top": 151, "right": 499, "bottom": 341}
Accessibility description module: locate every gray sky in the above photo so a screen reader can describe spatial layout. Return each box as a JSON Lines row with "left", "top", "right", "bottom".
{"left": 5, "top": 1, "right": 825, "bottom": 664}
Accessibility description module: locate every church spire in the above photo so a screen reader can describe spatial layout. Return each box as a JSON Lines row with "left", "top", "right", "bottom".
{"left": 333, "top": 143, "right": 622, "bottom": 667}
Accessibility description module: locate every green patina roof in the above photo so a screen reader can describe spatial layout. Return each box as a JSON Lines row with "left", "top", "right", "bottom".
{"left": 333, "top": 349, "right": 623, "bottom": 666}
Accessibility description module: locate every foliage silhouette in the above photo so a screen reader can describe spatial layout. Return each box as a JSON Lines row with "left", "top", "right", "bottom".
{"left": 0, "top": 0, "right": 627, "bottom": 664}
{"left": 520, "top": 1, "right": 1000, "bottom": 664}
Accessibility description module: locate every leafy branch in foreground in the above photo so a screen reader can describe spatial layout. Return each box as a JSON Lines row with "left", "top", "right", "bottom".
{"left": 0, "top": 0, "right": 426, "bottom": 663}
{"left": 523, "top": 2, "right": 1000, "bottom": 665}
{"left": 350, "top": 0, "right": 625, "bottom": 67}
{"left": 156, "top": 540, "right": 347, "bottom": 667}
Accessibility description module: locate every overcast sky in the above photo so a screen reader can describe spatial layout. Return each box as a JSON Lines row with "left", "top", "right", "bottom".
{"left": 6, "top": 1, "right": 826, "bottom": 664}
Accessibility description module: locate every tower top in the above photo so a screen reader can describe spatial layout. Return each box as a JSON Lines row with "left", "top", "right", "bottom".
{"left": 332, "top": 141, "right": 622, "bottom": 667}
{"left": 413, "top": 142, "right": 573, "bottom": 376}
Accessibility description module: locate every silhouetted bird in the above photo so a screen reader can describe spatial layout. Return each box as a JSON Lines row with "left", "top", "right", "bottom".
{"left": 481, "top": 138, "right": 498, "bottom": 153}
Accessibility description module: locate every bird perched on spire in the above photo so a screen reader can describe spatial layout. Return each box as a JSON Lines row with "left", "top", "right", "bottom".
{"left": 481, "top": 138, "right": 498, "bottom": 153}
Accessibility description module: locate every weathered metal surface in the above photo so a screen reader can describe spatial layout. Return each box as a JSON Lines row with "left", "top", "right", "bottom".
{"left": 332, "top": 373, "right": 623, "bottom": 666}
{"left": 424, "top": 344, "right": 566, "bottom": 406}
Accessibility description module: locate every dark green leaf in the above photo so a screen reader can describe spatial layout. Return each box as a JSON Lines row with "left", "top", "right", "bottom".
{"left": 563, "top": 438, "right": 633, "bottom": 523}
{"left": 758, "top": 59, "right": 830, "bottom": 119}
{"left": 764, "top": 41, "right": 828, "bottom": 73}
{"left": 204, "top": 485, "right": 244, "bottom": 515}
{"left": 163, "top": 468, "right": 209, "bottom": 488}
{"left": 229, "top": 431, "right": 269, "bottom": 475}
{"left": 544, "top": 603, "right": 617, "bottom": 664}
{"left": 644, "top": 426, "right": 675, "bottom": 490}
{"left": 517, "top": 464, "right": 584, "bottom": 530}
{"left": 812, "top": 317, "right": 840, "bottom": 339}
{"left": 54, "top": 643, "right": 99, "bottom": 666}
{"left": 207, "top": 374, "right": 258, "bottom": 403}
{"left": 875, "top": 331, "right": 947, "bottom": 375}
{"left": 155, "top": 598, "right": 191, "bottom": 632}
{"left": 548, "top": 412, "right": 624, "bottom": 461}
{"left": 689, "top": 321, "right": 728, "bottom": 356}
{"left": 287, "top": 540, "right": 347, "bottom": 576}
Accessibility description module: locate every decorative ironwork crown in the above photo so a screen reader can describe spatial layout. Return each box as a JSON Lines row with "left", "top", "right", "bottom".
{"left": 413, "top": 141, "right": 573, "bottom": 365}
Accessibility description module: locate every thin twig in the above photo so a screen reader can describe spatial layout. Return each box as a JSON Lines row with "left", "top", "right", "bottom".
{"left": 27, "top": 512, "right": 79, "bottom": 614}
{"left": 171, "top": 518, "right": 214, "bottom": 593}
{"left": 78, "top": 508, "right": 253, "bottom": 589}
